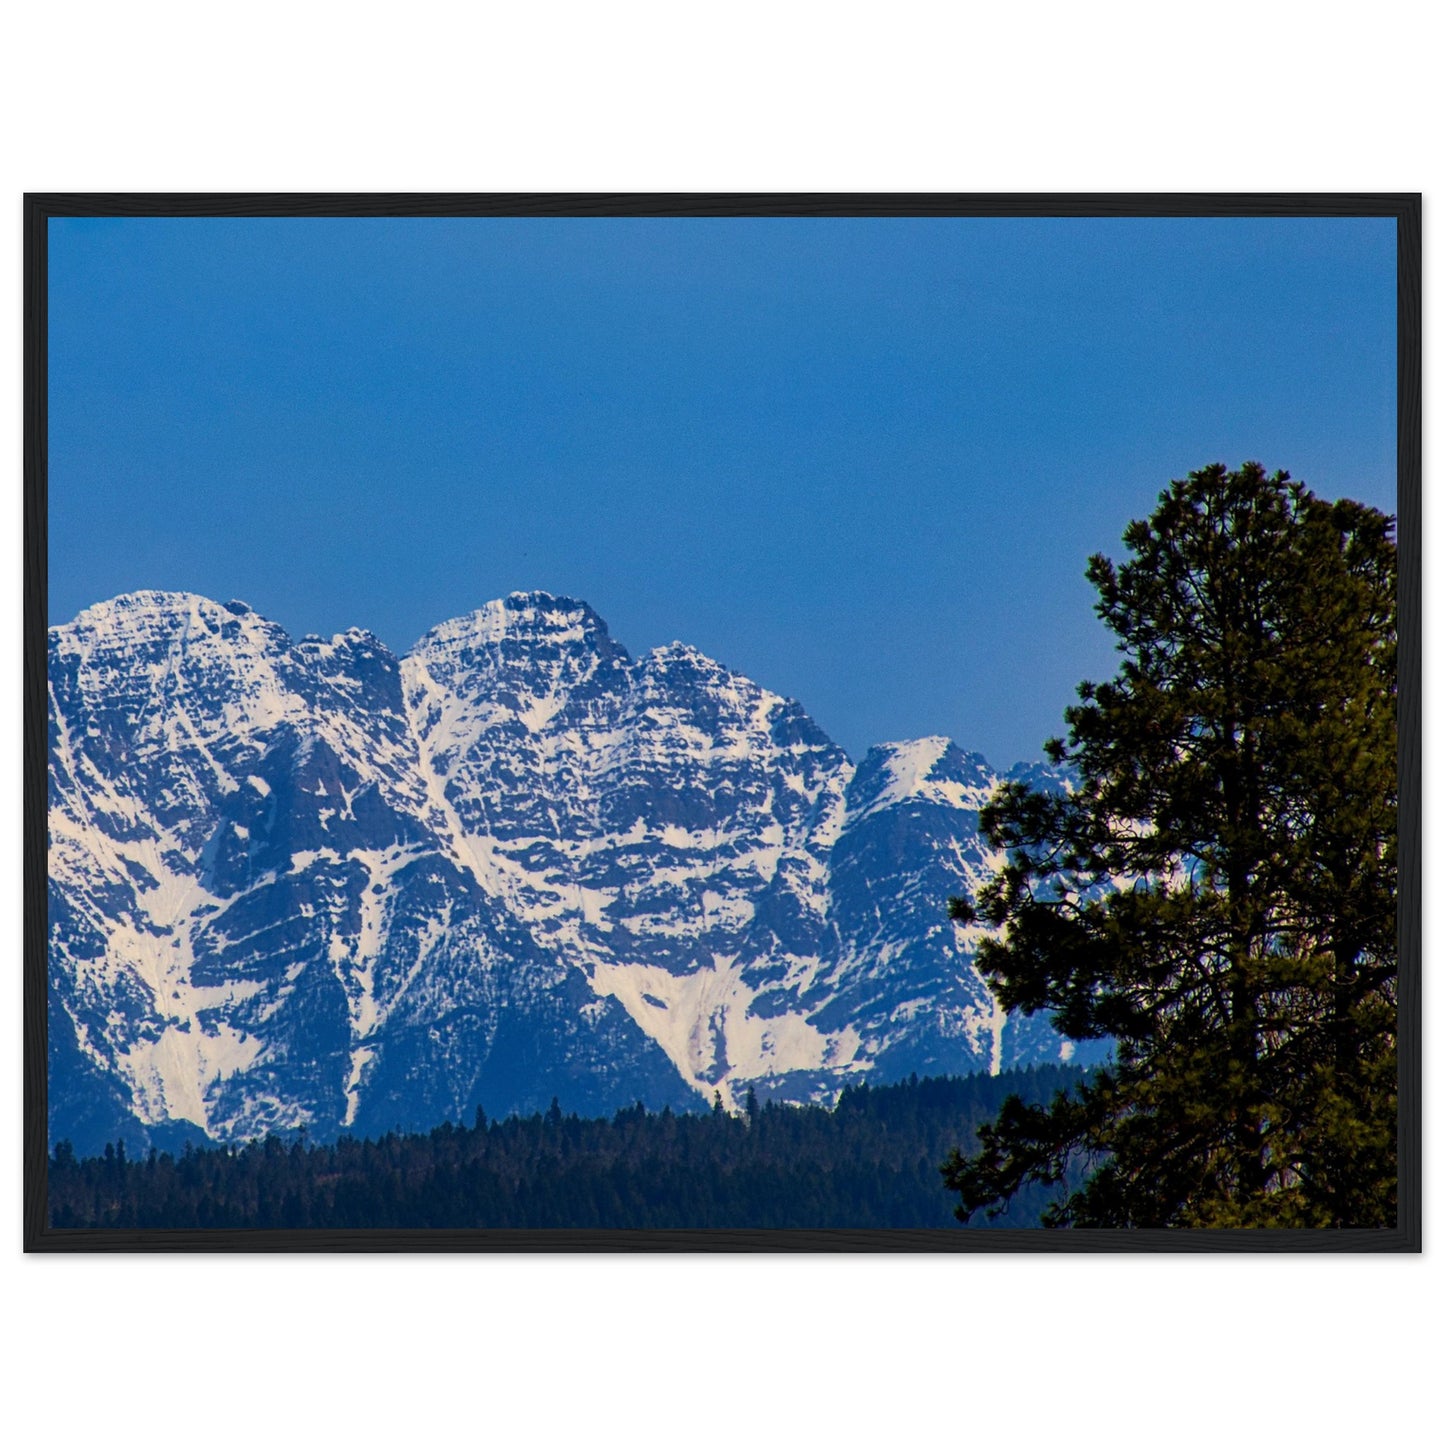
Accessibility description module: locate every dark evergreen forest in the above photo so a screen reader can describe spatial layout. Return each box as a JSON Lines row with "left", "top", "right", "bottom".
{"left": 49, "top": 1067, "right": 1084, "bottom": 1230}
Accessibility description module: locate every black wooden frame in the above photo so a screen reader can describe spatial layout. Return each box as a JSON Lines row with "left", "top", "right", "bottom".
{"left": 23, "top": 192, "right": 1423, "bottom": 1252}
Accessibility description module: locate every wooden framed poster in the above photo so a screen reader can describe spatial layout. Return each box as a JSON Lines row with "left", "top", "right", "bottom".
{"left": 23, "top": 194, "right": 1421, "bottom": 1250}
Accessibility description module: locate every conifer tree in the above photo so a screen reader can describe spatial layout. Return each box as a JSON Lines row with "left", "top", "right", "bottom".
{"left": 944, "top": 463, "right": 1397, "bottom": 1227}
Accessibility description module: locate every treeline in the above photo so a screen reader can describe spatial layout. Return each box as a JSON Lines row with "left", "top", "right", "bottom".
{"left": 49, "top": 1067, "right": 1085, "bottom": 1231}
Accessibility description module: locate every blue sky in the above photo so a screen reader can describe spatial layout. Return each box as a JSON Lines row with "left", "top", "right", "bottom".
{"left": 48, "top": 215, "right": 1396, "bottom": 766}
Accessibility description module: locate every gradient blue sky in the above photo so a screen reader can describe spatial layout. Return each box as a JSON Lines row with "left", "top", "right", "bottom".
{"left": 48, "top": 215, "right": 1396, "bottom": 766}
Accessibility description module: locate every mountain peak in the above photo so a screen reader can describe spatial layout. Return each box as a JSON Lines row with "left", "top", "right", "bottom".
{"left": 406, "top": 591, "right": 616, "bottom": 661}
{"left": 58, "top": 588, "right": 227, "bottom": 630}
{"left": 52, "top": 590, "right": 295, "bottom": 660}
{"left": 845, "top": 736, "right": 997, "bottom": 824}
{"left": 643, "top": 639, "right": 718, "bottom": 670}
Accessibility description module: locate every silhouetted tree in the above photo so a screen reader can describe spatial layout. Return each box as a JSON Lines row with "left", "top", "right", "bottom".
{"left": 945, "top": 464, "right": 1397, "bottom": 1226}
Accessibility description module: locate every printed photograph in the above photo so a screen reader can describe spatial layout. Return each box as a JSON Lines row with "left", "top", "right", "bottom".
{"left": 38, "top": 207, "right": 1403, "bottom": 1236}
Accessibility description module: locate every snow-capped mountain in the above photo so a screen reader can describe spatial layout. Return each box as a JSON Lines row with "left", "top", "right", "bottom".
{"left": 48, "top": 589, "right": 1090, "bottom": 1154}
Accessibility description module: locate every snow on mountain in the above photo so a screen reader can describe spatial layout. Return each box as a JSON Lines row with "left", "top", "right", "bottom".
{"left": 47, "top": 589, "right": 1087, "bottom": 1153}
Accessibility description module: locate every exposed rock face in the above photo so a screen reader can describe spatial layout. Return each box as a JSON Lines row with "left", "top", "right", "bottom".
{"left": 48, "top": 590, "right": 1093, "bottom": 1153}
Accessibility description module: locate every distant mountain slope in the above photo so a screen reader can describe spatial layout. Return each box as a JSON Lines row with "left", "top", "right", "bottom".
{"left": 48, "top": 589, "right": 1099, "bottom": 1154}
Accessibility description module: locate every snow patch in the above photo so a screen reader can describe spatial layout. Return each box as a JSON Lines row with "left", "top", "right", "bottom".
{"left": 119, "top": 1022, "right": 265, "bottom": 1131}
{"left": 589, "top": 956, "right": 861, "bottom": 1107}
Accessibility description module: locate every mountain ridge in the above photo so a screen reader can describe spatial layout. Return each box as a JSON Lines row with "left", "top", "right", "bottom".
{"left": 48, "top": 588, "right": 1099, "bottom": 1154}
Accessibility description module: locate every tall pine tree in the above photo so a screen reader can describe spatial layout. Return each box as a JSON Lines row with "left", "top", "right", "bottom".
{"left": 944, "top": 463, "right": 1397, "bottom": 1227}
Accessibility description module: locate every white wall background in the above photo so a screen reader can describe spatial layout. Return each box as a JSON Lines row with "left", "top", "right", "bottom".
{"left": 3, "top": 6, "right": 1437, "bottom": 1441}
